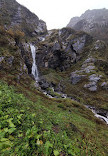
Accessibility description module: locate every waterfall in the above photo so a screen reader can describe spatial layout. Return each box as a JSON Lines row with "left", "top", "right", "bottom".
{"left": 86, "top": 105, "right": 108, "bottom": 125}
{"left": 30, "top": 44, "right": 39, "bottom": 82}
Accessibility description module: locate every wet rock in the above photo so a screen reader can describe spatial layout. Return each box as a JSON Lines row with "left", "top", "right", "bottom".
{"left": 38, "top": 78, "right": 51, "bottom": 90}
{"left": 19, "top": 43, "right": 33, "bottom": 74}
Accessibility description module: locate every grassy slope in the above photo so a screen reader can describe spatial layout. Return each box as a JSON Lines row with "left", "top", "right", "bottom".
{"left": 0, "top": 79, "right": 108, "bottom": 156}
{"left": 0, "top": 25, "right": 108, "bottom": 155}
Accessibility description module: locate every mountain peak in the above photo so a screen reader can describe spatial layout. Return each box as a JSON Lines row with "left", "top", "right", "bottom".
{"left": 67, "top": 8, "right": 108, "bottom": 42}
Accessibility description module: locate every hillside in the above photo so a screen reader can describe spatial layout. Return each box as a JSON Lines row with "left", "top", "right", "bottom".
{"left": 67, "top": 9, "right": 108, "bottom": 42}
{"left": 0, "top": 0, "right": 47, "bottom": 36}
{"left": 0, "top": 1, "right": 108, "bottom": 155}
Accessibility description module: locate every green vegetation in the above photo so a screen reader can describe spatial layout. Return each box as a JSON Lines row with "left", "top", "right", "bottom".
{"left": 0, "top": 81, "right": 108, "bottom": 156}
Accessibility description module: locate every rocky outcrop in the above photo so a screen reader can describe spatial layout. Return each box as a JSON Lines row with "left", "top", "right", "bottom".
{"left": 101, "top": 82, "right": 108, "bottom": 90}
{"left": 71, "top": 73, "right": 86, "bottom": 84}
{"left": 0, "top": 0, "right": 47, "bottom": 36}
{"left": 67, "top": 9, "right": 108, "bottom": 43}
{"left": 36, "top": 28, "right": 92, "bottom": 71}
{"left": 84, "top": 74, "right": 102, "bottom": 92}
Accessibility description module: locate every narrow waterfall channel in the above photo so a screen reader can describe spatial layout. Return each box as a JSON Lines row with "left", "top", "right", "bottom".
{"left": 30, "top": 44, "right": 108, "bottom": 125}
{"left": 30, "top": 44, "right": 39, "bottom": 82}
{"left": 86, "top": 105, "right": 108, "bottom": 125}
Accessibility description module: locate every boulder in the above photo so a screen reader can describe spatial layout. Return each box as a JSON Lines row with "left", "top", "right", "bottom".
{"left": 72, "top": 35, "right": 86, "bottom": 53}
{"left": 71, "top": 73, "right": 86, "bottom": 84}
{"left": 101, "top": 82, "right": 108, "bottom": 90}
{"left": 83, "top": 65, "right": 95, "bottom": 73}
{"left": 84, "top": 82, "right": 97, "bottom": 91}
{"left": 89, "top": 74, "right": 101, "bottom": 82}
{"left": 38, "top": 78, "right": 51, "bottom": 90}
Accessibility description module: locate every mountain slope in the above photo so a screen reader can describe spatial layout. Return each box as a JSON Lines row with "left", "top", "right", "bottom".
{"left": 0, "top": 0, "right": 47, "bottom": 36}
{"left": 0, "top": 1, "right": 108, "bottom": 155}
{"left": 67, "top": 9, "right": 108, "bottom": 42}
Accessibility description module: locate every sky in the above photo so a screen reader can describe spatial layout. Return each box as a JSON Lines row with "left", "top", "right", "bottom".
{"left": 16, "top": 0, "right": 108, "bottom": 30}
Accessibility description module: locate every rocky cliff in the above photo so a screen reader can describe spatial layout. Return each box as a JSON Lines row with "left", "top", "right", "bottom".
{"left": 0, "top": 1, "right": 108, "bottom": 112}
{"left": 67, "top": 9, "right": 108, "bottom": 42}
{"left": 0, "top": 1, "right": 108, "bottom": 155}
{"left": 0, "top": 0, "right": 47, "bottom": 36}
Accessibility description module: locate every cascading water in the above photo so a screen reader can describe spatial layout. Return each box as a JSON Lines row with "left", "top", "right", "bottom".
{"left": 30, "top": 44, "right": 39, "bottom": 82}
{"left": 29, "top": 45, "right": 108, "bottom": 125}
{"left": 86, "top": 105, "right": 108, "bottom": 125}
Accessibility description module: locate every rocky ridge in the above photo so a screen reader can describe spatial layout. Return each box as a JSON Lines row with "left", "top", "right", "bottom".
{"left": 0, "top": 0, "right": 47, "bottom": 36}
{"left": 67, "top": 9, "right": 108, "bottom": 42}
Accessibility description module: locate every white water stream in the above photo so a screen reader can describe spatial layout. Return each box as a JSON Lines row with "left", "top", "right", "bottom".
{"left": 30, "top": 44, "right": 108, "bottom": 125}
{"left": 86, "top": 106, "right": 108, "bottom": 125}
{"left": 30, "top": 44, "right": 39, "bottom": 82}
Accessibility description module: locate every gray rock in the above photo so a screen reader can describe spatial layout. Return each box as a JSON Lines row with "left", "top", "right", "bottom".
{"left": 0, "top": 57, "right": 4, "bottom": 63}
{"left": 83, "top": 57, "right": 95, "bottom": 64}
{"left": 72, "top": 35, "right": 86, "bottom": 53}
{"left": 35, "top": 20, "right": 47, "bottom": 34}
{"left": 84, "top": 82, "right": 97, "bottom": 91}
{"left": 71, "top": 73, "right": 86, "bottom": 84}
{"left": 101, "top": 82, "right": 108, "bottom": 90}
{"left": 11, "top": 7, "right": 22, "bottom": 26}
{"left": 89, "top": 74, "right": 101, "bottom": 82}
{"left": 52, "top": 42, "right": 61, "bottom": 51}
{"left": 7, "top": 56, "right": 14, "bottom": 66}
{"left": 94, "top": 40, "right": 106, "bottom": 50}
{"left": 83, "top": 65, "right": 95, "bottom": 73}
{"left": 38, "top": 78, "right": 51, "bottom": 90}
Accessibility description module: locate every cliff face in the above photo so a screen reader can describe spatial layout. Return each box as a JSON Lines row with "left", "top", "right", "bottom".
{"left": 0, "top": 0, "right": 47, "bottom": 36}
{"left": 67, "top": 9, "right": 108, "bottom": 42}
{"left": 0, "top": 0, "right": 108, "bottom": 112}
{"left": 0, "top": 2, "right": 108, "bottom": 155}
{"left": 36, "top": 28, "right": 92, "bottom": 71}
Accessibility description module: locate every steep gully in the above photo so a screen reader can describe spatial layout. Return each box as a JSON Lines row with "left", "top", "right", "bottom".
{"left": 30, "top": 44, "right": 108, "bottom": 125}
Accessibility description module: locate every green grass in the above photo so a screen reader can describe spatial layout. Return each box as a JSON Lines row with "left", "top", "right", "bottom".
{"left": 0, "top": 81, "right": 108, "bottom": 156}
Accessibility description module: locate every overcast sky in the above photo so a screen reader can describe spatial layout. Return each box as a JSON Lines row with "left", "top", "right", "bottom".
{"left": 16, "top": 0, "right": 108, "bottom": 30}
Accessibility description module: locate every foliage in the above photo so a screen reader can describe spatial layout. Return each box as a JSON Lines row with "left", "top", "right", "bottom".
{"left": 0, "top": 81, "right": 108, "bottom": 155}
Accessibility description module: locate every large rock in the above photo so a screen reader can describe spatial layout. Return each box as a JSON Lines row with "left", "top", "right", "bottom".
{"left": 71, "top": 35, "right": 86, "bottom": 53}
{"left": 89, "top": 74, "right": 101, "bottom": 82}
{"left": 38, "top": 78, "right": 51, "bottom": 90}
{"left": 101, "top": 82, "right": 108, "bottom": 90}
{"left": 84, "top": 82, "right": 97, "bottom": 91}
{"left": 71, "top": 73, "right": 86, "bottom": 84}
{"left": 36, "top": 28, "right": 92, "bottom": 71}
